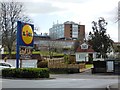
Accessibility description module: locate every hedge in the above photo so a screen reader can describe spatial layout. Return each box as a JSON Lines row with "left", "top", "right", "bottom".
{"left": 2, "top": 53, "right": 64, "bottom": 59}
{"left": 2, "top": 54, "right": 42, "bottom": 59}
{"left": 2, "top": 68, "right": 49, "bottom": 78}
{"left": 37, "top": 60, "right": 48, "bottom": 68}
{"left": 49, "top": 68, "right": 79, "bottom": 74}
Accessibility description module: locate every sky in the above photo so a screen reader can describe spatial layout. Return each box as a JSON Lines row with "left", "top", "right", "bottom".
{"left": 3, "top": 0, "right": 119, "bottom": 42}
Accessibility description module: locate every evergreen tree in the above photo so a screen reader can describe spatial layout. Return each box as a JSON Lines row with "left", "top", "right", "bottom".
{"left": 88, "top": 17, "right": 113, "bottom": 58}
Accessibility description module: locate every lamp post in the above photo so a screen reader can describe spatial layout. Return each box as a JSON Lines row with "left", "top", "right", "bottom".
{"left": 101, "top": 44, "right": 104, "bottom": 60}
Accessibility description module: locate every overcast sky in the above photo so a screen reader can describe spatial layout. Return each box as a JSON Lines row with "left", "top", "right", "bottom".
{"left": 4, "top": 0, "right": 119, "bottom": 42}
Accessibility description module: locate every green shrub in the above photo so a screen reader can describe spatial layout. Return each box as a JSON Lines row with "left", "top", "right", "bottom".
{"left": 69, "top": 55, "right": 76, "bottom": 64}
{"left": 53, "top": 54, "right": 64, "bottom": 58}
{"left": 37, "top": 60, "right": 48, "bottom": 68}
{"left": 2, "top": 68, "right": 49, "bottom": 78}
{"left": 64, "top": 55, "right": 69, "bottom": 64}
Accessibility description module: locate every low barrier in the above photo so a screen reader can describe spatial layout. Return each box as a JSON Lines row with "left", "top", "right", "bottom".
{"left": 48, "top": 58, "right": 85, "bottom": 73}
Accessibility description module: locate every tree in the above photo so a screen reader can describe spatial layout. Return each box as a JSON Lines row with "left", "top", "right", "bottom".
{"left": 47, "top": 40, "right": 63, "bottom": 58}
{"left": 0, "top": 1, "right": 31, "bottom": 57}
{"left": 73, "top": 39, "right": 80, "bottom": 52}
{"left": 88, "top": 17, "right": 113, "bottom": 59}
{"left": 113, "top": 44, "right": 120, "bottom": 58}
{"left": 47, "top": 40, "right": 56, "bottom": 59}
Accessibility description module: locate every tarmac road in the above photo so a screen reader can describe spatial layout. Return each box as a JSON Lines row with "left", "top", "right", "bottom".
{"left": 1, "top": 69, "right": 119, "bottom": 89}
{"left": 1, "top": 78, "right": 118, "bottom": 88}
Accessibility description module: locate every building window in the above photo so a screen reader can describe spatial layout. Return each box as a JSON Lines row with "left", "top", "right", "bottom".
{"left": 79, "top": 53, "right": 86, "bottom": 59}
{"left": 81, "top": 44, "right": 88, "bottom": 49}
{"left": 70, "top": 25, "right": 72, "bottom": 28}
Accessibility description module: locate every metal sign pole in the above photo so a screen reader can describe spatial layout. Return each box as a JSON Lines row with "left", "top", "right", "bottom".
{"left": 16, "top": 21, "right": 21, "bottom": 68}
{"left": 16, "top": 43, "right": 19, "bottom": 68}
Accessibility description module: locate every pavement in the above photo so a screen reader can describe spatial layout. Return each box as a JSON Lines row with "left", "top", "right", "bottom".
{"left": 108, "top": 83, "right": 119, "bottom": 89}
{"left": 50, "top": 69, "right": 118, "bottom": 79}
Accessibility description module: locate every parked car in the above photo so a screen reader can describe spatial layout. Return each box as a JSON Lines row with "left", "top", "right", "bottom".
{"left": 0, "top": 62, "right": 15, "bottom": 75}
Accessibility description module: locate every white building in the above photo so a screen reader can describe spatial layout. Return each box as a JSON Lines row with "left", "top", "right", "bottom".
{"left": 0, "top": 45, "right": 4, "bottom": 54}
{"left": 75, "top": 42, "right": 96, "bottom": 62}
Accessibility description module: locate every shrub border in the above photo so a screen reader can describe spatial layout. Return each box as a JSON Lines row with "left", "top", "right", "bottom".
{"left": 2, "top": 68, "right": 49, "bottom": 79}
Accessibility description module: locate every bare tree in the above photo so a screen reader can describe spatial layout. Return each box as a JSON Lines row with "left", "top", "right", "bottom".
{"left": 47, "top": 40, "right": 56, "bottom": 59}
{"left": 0, "top": 1, "right": 32, "bottom": 57}
{"left": 73, "top": 39, "right": 80, "bottom": 52}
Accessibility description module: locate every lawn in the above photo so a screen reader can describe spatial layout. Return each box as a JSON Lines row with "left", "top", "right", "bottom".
{"left": 85, "top": 64, "right": 93, "bottom": 69}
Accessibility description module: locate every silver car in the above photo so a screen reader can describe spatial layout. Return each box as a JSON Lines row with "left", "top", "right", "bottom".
{"left": 0, "top": 62, "right": 15, "bottom": 75}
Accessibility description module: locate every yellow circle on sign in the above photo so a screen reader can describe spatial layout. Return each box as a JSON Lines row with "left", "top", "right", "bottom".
{"left": 22, "top": 24, "right": 33, "bottom": 45}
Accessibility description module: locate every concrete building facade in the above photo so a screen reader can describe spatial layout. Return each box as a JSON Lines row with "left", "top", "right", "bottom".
{"left": 34, "top": 35, "right": 75, "bottom": 51}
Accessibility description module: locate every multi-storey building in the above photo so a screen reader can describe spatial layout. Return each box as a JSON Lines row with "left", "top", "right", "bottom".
{"left": 49, "top": 21, "right": 85, "bottom": 42}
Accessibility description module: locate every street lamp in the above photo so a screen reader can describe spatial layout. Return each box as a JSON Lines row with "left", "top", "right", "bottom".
{"left": 101, "top": 44, "right": 104, "bottom": 59}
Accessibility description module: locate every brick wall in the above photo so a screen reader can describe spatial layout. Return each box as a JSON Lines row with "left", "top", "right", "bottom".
{"left": 78, "top": 25, "right": 85, "bottom": 43}
{"left": 64, "top": 24, "right": 71, "bottom": 38}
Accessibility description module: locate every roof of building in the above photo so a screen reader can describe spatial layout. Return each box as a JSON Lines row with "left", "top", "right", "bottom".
{"left": 34, "top": 36, "right": 75, "bottom": 42}
{"left": 34, "top": 35, "right": 51, "bottom": 40}
{"left": 64, "top": 21, "right": 78, "bottom": 24}
{"left": 76, "top": 43, "right": 95, "bottom": 53}
{"left": 76, "top": 47, "right": 95, "bottom": 52}
{"left": 114, "top": 42, "right": 120, "bottom": 44}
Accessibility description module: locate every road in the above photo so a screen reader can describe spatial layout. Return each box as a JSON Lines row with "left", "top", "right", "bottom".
{"left": 0, "top": 69, "right": 119, "bottom": 89}
{"left": 1, "top": 78, "right": 118, "bottom": 88}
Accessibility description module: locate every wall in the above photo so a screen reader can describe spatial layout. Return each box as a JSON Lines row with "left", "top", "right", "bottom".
{"left": 76, "top": 53, "right": 88, "bottom": 62}
{"left": 64, "top": 24, "right": 71, "bottom": 38}
{"left": 78, "top": 25, "right": 85, "bottom": 43}
{"left": 0, "top": 59, "right": 37, "bottom": 68}
{"left": 76, "top": 52, "right": 96, "bottom": 62}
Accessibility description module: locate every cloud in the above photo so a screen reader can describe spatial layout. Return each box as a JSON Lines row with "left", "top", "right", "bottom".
{"left": 44, "top": 0, "right": 92, "bottom": 4}
{"left": 24, "top": 2, "right": 65, "bottom": 14}
{"left": 7, "top": 0, "right": 118, "bottom": 41}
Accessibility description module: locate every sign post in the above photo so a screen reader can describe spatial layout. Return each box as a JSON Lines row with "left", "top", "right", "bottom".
{"left": 16, "top": 21, "right": 34, "bottom": 68}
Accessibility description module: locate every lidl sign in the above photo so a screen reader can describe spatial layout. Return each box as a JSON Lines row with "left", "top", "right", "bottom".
{"left": 22, "top": 24, "right": 33, "bottom": 45}
{"left": 17, "top": 21, "right": 34, "bottom": 46}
